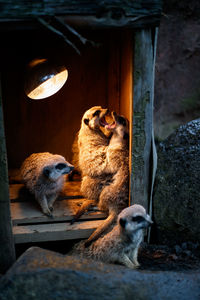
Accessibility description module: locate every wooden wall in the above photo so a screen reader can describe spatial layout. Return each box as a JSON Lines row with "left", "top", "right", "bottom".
{"left": 1, "top": 28, "right": 132, "bottom": 170}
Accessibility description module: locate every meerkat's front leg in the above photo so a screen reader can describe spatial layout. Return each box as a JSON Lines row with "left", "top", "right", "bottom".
{"left": 130, "top": 248, "right": 140, "bottom": 268}
{"left": 120, "top": 254, "right": 138, "bottom": 269}
{"left": 47, "top": 193, "right": 58, "bottom": 212}
{"left": 36, "top": 195, "right": 53, "bottom": 217}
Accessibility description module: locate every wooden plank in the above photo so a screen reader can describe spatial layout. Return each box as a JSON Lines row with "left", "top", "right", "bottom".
{"left": 119, "top": 30, "right": 133, "bottom": 121}
{"left": 13, "top": 220, "right": 104, "bottom": 244}
{"left": 107, "top": 31, "right": 120, "bottom": 113}
{"left": 11, "top": 199, "right": 107, "bottom": 225}
{"left": 0, "top": 78, "right": 16, "bottom": 272}
{"left": 10, "top": 181, "right": 107, "bottom": 225}
{"left": 130, "top": 29, "right": 156, "bottom": 211}
{"left": 148, "top": 28, "right": 158, "bottom": 242}
{"left": 0, "top": 1, "right": 162, "bottom": 29}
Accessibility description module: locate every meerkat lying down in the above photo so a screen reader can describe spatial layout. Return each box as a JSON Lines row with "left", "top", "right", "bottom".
{"left": 84, "top": 111, "right": 129, "bottom": 246}
{"left": 20, "top": 152, "right": 74, "bottom": 216}
{"left": 73, "top": 204, "right": 153, "bottom": 269}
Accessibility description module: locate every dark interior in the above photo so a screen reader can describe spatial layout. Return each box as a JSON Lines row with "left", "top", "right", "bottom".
{"left": 0, "top": 25, "right": 133, "bottom": 172}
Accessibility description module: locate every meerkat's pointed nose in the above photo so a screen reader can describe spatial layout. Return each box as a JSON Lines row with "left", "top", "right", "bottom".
{"left": 146, "top": 214, "right": 153, "bottom": 224}
{"left": 69, "top": 165, "right": 74, "bottom": 172}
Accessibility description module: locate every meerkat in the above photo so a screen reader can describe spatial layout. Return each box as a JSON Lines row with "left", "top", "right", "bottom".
{"left": 20, "top": 152, "right": 74, "bottom": 216}
{"left": 73, "top": 204, "right": 153, "bottom": 269}
{"left": 70, "top": 106, "right": 114, "bottom": 223}
{"left": 84, "top": 111, "right": 129, "bottom": 246}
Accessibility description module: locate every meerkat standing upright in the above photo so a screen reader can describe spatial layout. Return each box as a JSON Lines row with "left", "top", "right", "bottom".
{"left": 20, "top": 152, "right": 74, "bottom": 216}
{"left": 71, "top": 106, "right": 113, "bottom": 223}
{"left": 84, "top": 111, "right": 129, "bottom": 246}
{"left": 73, "top": 205, "right": 153, "bottom": 269}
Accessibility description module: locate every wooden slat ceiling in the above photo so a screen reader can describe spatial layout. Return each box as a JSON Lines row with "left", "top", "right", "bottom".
{"left": 0, "top": 0, "right": 162, "bottom": 29}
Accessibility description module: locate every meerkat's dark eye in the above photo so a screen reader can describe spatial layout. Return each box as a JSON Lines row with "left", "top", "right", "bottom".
{"left": 93, "top": 110, "right": 101, "bottom": 117}
{"left": 123, "top": 132, "right": 129, "bottom": 140}
{"left": 43, "top": 167, "right": 50, "bottom": 177}
{"left": 84, "top": 118, "right": 89, "bottom": 125}
{"left": 132, "top": 216, "right": 145, "bottom": 223}
{"left": 119, "top": 217, "right": 126, "bottom": 228}
{"left": 56, "top": 163, "right": 67, "bottom": 170}
{"left": 118, "top": 116, "right": 126, "bottom": 126}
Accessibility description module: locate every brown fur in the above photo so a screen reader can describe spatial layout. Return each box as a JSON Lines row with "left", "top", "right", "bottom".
{"left": 71, "top": 106, "right": 113, "bottom": 223}
{"left": 84, "top": 112, "right": 129, "bottom": 246}
{"left": 73, "top": 205, "right": 153, "bottom": 269}
{"left": 20, "top": 152, "right": 74, "bottom": 216}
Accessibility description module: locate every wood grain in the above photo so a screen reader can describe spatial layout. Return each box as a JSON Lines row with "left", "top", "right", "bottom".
{"left": 0, "top": 1, "right": 162, "bottom": 29}
{"left": 0, "top": 81, "right": 16, "bottom": 272}
{"left": 13, "top": 220, "right": 105, "bottom": 244}
{"left": 130, "top": 29, "right": 157, "bottom": 210}
{"left": 10, "top": 181, "right": 107, "bottom": 225}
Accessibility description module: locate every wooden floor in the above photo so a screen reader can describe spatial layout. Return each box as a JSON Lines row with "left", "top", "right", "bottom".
{"left": 10, "top": 181, "right": 106, "bottom": 244}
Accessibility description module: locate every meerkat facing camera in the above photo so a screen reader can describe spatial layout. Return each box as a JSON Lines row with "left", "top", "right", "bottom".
{"left": 84, "top": 112, "right": 129, "bottom": 246}
{"left": 73, "top": 205, "right": 153, "bottom": 269}
{"left": 20, "top": 152, "right": 74, "bottom": 216}
{"left": 71, "top": 106, "right": 114, "bottom": 223}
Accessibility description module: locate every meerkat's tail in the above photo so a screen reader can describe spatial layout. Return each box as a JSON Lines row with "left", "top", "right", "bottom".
{"left": 84, "top": 211, "right": 116, "bottom": 247}
{"left": 70, "top": 199, "right": 97, "bottom": 224}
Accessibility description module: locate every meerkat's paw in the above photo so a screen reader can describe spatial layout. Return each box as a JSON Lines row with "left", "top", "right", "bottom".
{"left": 70, "top": 218, "right": 76, "bottom": 225}
{"left": 121, "top": 255, "right": 138, "bottom": 269}
{"left": 43, "top": 208, "right": 54, "bottom": 218}
{"left": 132, "top": 262, "right": 140, "bottom": 269}
{"left": 132, "top": 260, "right": 140, "bottom": 268}
{"left": 49, "top": 206, "right": 54, "bottom": 212}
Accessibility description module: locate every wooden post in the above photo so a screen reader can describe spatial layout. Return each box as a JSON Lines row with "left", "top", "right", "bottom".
{"left": 0, "top": 77, "right": 16, "bottom": 273}
{"left": 130, "top": 28, "right": 157, "bottom": 211}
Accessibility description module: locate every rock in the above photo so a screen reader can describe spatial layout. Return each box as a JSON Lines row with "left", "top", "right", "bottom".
{"left": 153, "top": 119, "right": 200, "bottom": 244}
{"left": 0, "top": 247, "right": 200, "bottom": 300}
{"left": 154, "top": 1, "right": 200, "bottom": 140}
{"left": 174, "top": 245, "right": 182, "bottom": 255}
{"left": 181, "top": 243, "right": 188, "bottom": 251}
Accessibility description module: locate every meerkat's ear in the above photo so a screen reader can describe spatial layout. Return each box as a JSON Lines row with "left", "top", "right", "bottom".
{"left": 84, "top": 118, "right": 89, "bottom": 126}
{"left": 43, "top": 167, "right": 50, "bottom": 178}
{"left": 123, "top": 132, "right": 129, "bottom": 140}
{"left": 119, "top": 217, "right": 126, "bottom": 228}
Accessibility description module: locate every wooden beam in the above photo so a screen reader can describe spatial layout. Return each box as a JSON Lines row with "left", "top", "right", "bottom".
{"left": 10, "top": 199, "right": 107, "bottom": 225}
{"left": 0, "top": 77, "right": 16, "bottom": 273}
{"left": 130, "top": 29, "right": 157, "bottom": 211}
{"left": 13, "top": 220, "right": 105, "bottom": 244}
{"left": 0, "top": 0, "right": 162, "bottom": 29}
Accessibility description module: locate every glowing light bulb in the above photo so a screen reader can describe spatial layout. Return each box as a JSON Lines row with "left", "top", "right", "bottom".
{"left": 27, "top": 69, "right": 68, "bottom": 100}
{"left": 25, "top": 58, "right": 68, "bottom": 100}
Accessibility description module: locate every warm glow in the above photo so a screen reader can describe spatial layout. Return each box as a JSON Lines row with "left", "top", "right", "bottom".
{"left": 28, "top": 69, "right": 68, "bottom": 100}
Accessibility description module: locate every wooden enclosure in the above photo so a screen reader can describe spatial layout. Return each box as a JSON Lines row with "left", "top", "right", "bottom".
{"left": 0, "top": 0, "right": 162, "bottom": 272}
{"left": 2, "top": 28, "right": 132, "bottom": 168}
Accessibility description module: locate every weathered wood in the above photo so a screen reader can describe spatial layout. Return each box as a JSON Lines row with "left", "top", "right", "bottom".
{"left": 148, "top": 28, "right": 158, "bottom": 242}
{"left": 107, "top": 31, "right": 120, "bottom": 113}
{"left": 10, "top": 181, "right": 107, "bottom": 243}
{"left": 11, "top": 198, "right": 106, "bottom": 225}
{"left": 10, "top": 181, "right": 106, "bottom": 223}
{"left": 0, "top": 78, "right": 16, "bottom": 273}
{"left": 0, "top": 0, "right": 162, "bottom": 29}
{"left": 130, "top": 29, "right": 156, "bottom": 211}
{"left": 119, "top": 30, "right": 133, "bottom": 121}
{"left": 13, "top": 219, "right": 105, "bottom": 244}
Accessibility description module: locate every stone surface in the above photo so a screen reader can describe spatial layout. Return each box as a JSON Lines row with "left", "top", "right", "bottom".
{"left": 154, "top": 1, "right": 200, "bottom": 140}
{"left": 0, "top": 247, "right": 200, "bottom": 300}
{"left": 153, "top": 119, "right": 200, "bottom": 244}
